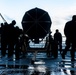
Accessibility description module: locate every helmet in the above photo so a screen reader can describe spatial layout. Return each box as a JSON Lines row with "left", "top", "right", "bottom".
{"left": 12, "top": 20, "right": 16, "bottom": 25}
{"left": 72, "top": 15, "right": 76, "bottom": 21}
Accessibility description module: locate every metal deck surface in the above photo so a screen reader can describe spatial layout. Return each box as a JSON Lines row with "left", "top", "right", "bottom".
{"left": 0, "top": 51, "right": 76, "bottom": 75}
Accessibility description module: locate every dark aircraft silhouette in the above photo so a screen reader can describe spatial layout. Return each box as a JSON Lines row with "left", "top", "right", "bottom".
{"left": 22, "top": 7, "right": 52, "bottom": 43}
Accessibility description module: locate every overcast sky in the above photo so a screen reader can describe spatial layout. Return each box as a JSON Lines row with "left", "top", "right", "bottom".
{"left": 0, "top": 0, "right": 76, "bottom": 35}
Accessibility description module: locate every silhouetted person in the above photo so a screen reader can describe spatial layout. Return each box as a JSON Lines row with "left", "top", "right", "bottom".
{"left": 14, "top": 26, "right": 22, "bottom": 59}
{"left": 1, "top": 21, "right": 22, "bottom": 58}
{"left": 54, "top": 29, "right": 62, "bottom": 54}
{"left": 62, "top": 15, "right": 76, "bottom": 61}
{"left": 51, "top": 39, "right": 58, "bottom": 58}
{"left": 0, "top": 23, "right": 3, "bottom": 45}
{"left": 46, "top": 32, "right": 52, "bottom": 57}
{"left": 7, "top": 20, "right": 16, "bottom": 57}
{"left": 1, "top": 22, "right": 8, "bottom": 56}
{"left": 19, "top": 33, "right": 29, "bottom": 57}
{"left": 19, "top": 33, "right": 25, "bottom": 56}
{"left": 47, "top": 32, "right": 58, "bottom": 58}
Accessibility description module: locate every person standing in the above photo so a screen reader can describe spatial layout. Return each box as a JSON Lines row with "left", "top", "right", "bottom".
{"left": 7, "top": 20, "right": 16, "bottom": 57}
{"left": 14, "top": 26, "right": 22, "bottom": 59}
{"left": 54, "top": 29, "right": 62, "bottom": 54}
{"left": 62, "top": 15, "right": 76, "bottom": 61}
{"left": 46, "top": 31, "right": 58, "bottom": 58}
{"left": 1, "top": 22, "right": 8, "bottom": 57}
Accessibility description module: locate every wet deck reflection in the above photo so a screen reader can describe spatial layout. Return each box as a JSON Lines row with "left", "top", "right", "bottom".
{"left": 0, "top": 51, "right": 76, "bottom": 75}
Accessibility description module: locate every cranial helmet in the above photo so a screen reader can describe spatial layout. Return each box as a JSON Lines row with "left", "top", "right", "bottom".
{"left": 12, "top": 20, "right": 16, "bottom": 25}
{"left": 72, "top": 15, "right": 76, "bottom": 21}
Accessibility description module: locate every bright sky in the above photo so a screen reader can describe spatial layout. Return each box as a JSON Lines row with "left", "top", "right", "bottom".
{"left": 0, "top": 0, "right": 76, "bottom": 36}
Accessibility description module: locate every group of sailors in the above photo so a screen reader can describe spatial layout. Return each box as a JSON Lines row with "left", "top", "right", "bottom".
{"left": 0, "top": 20, "right": 63, "bottom": 60}
{"left": 46, "top": 29, "right": 62, "bottom": 58}
{"left": 47, "top": 15, "right": 76, "bottom": 61}
{"left": 0, "top": 19, "right": 62, "bottom": 60}
{"left": 0, "top": 20, "right": 29, "bottom": 59}
{"left": 0, "top": 15, "right": 76, "bottom": 61}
